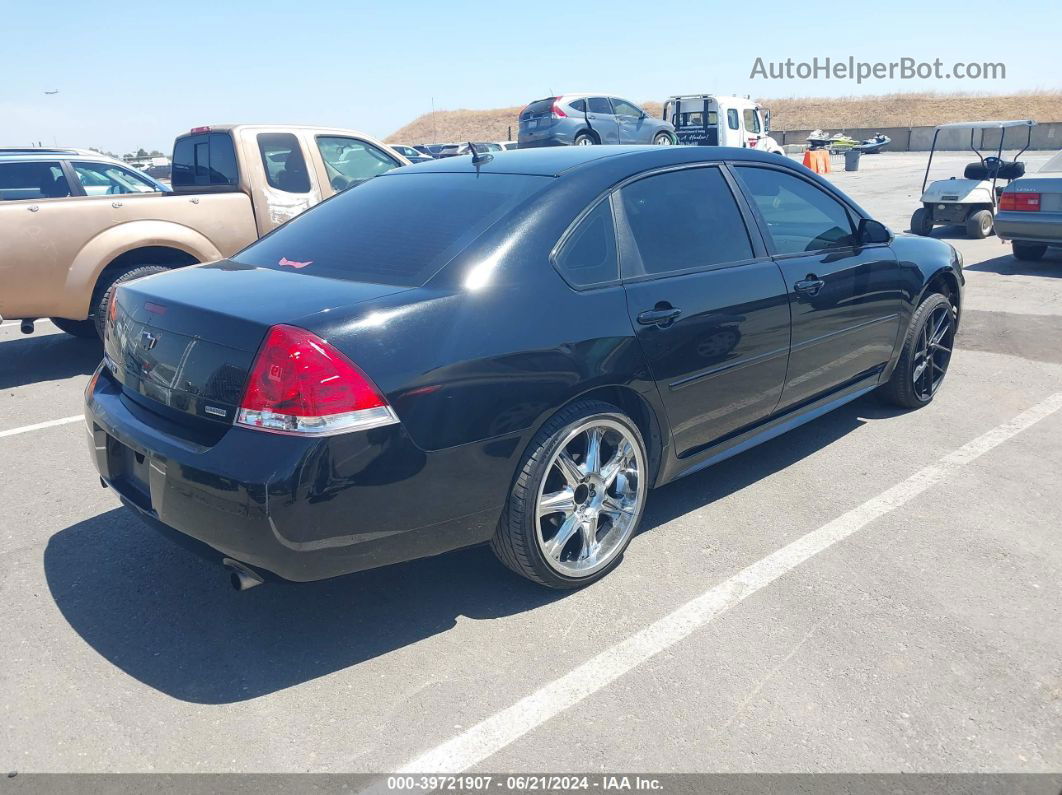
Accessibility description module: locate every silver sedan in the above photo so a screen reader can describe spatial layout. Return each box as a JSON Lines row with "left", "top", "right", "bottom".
{"left": 996, "top": 150, "right": 1062, "bottom": 261}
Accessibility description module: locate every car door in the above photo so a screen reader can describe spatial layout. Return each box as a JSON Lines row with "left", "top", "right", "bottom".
{"left": 585, "top": 97, "right": 620, "bottom": 144}
{"left": 732, "top": 164, "right": 903, "bottom": 411}
{"left": 615, "top": 165, "right": 792, "bottom": 457}
{"left": 612, "top": 98, "right": 651, "bottom": 144}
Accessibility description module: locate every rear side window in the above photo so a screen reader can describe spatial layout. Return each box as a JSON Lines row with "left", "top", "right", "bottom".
{"left": 72, "top": 162, "right": 157, "bottom": 195}
{"left": 554, "top": 200, "right": 618, "bottom": 287}
{"left": 727, "top": 109, "right": 739, "bottom": 130}
{"left": 569, "top": 98, "right": 586, "bottom": 113}
{"left": 171, "top": 132, "right": 238, "bottom": 188}
{"left": 258, "top": 132, "right": 311, "bottom": 193}
{"left": 234, "top": 172, "right": 551, "bottom": 287}
{"left": 0, "top": 161, "right": 69, "bottom": 200}
{"left": 587, "top": 97, "right": 612, "bottom": 114}
{"left": 734, "top": 166, "right": 856, "bottom": 254}
{"left": 617, "top": 167, "right": 753, "bottom": 278}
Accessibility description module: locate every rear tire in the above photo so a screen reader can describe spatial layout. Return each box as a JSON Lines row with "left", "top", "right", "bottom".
{"left": 881, "top": 292, "right": 955, "bottom": 410}
{"left": 573, "top": 132, "right": 596, "bottom": 146}
{"left": 490, "top": 400, "right": 648, "bottom": 589}
{"left": 1012, "top": 242, "right": 1047, "bottom": 261}
{"left": 92, "top": 265, "right": 170, "bottom": 339}
{"left": 966, "top": 209, "right": 994, "bottom": 239}
{"left": 910, "top": 207, "right": 933, "bottom": 236}
{"left": 50, "top": 317, "right": 98, "bottom": 338}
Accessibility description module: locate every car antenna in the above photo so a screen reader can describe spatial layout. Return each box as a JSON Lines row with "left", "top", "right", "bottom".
{"left": 469, "top": 141, "right": 492, "bottom": 166}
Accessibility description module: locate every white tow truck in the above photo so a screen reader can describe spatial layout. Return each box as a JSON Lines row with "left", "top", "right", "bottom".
{"left": 661, "top": 94, "right": 785, "bottom": 154}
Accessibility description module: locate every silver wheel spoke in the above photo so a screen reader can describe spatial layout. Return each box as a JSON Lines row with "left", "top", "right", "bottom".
{"left": 539, "top": 488, "right": 576, "bottom": 518}
{"left": 579, "top": 514, "right": 600, "bottom": 559}
{"left": 584, "top": 427, "right": 603, "bottom": 476}
{"left": 601, "top": 494, "right": 633, "bottom": 518}
{"left": 544, "top": 514, "right": 580, "bottom": 560}
{"left": 554, "top": 453, "right": 583, "bottom": 488}
{"left": 600, "top": 440, "right": 632, "bottom": 487}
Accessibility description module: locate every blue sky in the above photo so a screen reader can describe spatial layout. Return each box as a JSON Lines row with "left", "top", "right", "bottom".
{"left": 2, "top": 0, "right": 1059, "bottom": 152}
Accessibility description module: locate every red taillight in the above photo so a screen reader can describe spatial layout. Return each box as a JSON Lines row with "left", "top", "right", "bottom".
{"left": 551, "top": 102, "right": 567, "bottom": 119}
{"left": 999, "top": 192, "right": 1041, "bottom": 212}
{"left": 236, "top": 325, "right": 397, "bottom": 435}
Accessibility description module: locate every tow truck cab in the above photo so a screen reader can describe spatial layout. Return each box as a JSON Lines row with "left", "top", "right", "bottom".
{"left": 663, "top": 94, "right": 783, "bottom": 154}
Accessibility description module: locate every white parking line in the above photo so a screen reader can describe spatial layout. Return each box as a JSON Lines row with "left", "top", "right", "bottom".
{"left": 0, "top": 415, "right": 84, "bottom": 439}
{"left": 392, "top": 391, "right": 1062, "bottom": 775}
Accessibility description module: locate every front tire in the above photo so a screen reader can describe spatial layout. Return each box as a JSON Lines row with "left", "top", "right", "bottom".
{"left": 653, "top": 132, "right": 674, "bottom": 146}
{"left": 1013, "top": 242, "right": 1047, "bottom": 261}
{"left": 491, "top": 400, "right": 648, "bottom": 589}
{"left": 92, "top": 265, "right": 170, "bottom": 339}
{"left": 50, "top": 317, "right": 99, "bottom": 338}
{"left": 881, "top": 293, "right": 955, "bottom": 409}
{"left": 910, "top": 207, "right": 933, "bottom": 236}
{"left": 966, "top": 209, "right": 994, "bottom": 239}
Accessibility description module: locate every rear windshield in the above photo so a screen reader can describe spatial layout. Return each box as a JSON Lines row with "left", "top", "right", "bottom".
{"left": 234, "top": 172, "right": 551, "bottom": 287}
{"left": 172, "top": 132, "right": 238, "bottom": 188}
{"left": 522, "top": 99, "right": 555, "bottom": 119}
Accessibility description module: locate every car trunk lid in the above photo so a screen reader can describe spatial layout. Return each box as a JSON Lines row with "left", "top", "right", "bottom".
{"left": 104, "top": 262, "right": 409, "bottom": 434}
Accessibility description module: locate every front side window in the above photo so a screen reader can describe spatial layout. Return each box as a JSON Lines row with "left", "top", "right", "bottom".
{"left": 72, "top": 162, "right": 157, "bottom": 195}
{"left": 743, "top": 109, "right": 761, "bottom": 133}
{"left": 727, "top": 109, "right": 739, "bottom": 130}
{"left": 316, "top": 136, "right": 399, "bottom": 191}
{"left": 611, "top": 99, "right": 642, "bottom": 117}
{"left": 0, "top": 161, "right": 69, "bottom": 200}
{"left": 258, "top": 132, "right": 311, "bottom": 193}
{"left": 587, "top": 97, "right": 612, "bottom": 114}
{"left": 554, "top": 199, "right": 618, "bottom": 287}
{"left": 735, "top": 166, "right": 857, "bottom": 254}
{"left": 617, "top": 167, "right": 753, "bottom": 278}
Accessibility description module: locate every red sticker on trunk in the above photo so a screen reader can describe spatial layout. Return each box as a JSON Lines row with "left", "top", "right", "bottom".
{"left": 279, "top": 257, "right": 312, "bottom": 269}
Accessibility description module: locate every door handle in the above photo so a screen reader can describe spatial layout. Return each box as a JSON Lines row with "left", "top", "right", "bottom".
{"left": 637, "top": 306, "right": 682, "bottom": 327}
{"left": 794, "top": 277, "right": 825, "bottom": 296}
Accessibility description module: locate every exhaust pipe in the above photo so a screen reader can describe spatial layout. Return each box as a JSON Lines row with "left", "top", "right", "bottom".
{"left": 223, "top": 558, "right": 264, "bottom": 591}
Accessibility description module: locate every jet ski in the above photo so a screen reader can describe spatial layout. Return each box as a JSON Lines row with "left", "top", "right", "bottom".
{"left": 856, "top": 134, "right": 890, "bottom": 154}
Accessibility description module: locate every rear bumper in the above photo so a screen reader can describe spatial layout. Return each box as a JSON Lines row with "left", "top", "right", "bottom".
{"left": 994, "top": 213, "right": 1062, "bottom": 244}
{"left": 85, "top": 366, "right": 506, "bottom": 582}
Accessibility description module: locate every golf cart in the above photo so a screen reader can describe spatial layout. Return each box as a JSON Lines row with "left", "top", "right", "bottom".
{"left": 911, "top": 119, "right": 1036, "bottom": 239}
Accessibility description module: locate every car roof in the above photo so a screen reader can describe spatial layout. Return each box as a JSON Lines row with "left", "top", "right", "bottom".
{"left": 387, "top": 145, "right": 781, "bottom": 178}
{"left": 0, "top": 149, "right": 126, "bottom": 165}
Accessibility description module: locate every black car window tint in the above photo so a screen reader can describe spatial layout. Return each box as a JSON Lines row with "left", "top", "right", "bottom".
{"left": 555, "top": 199, "right": 618, "bottom": 287}
{"left": 258, "top": 132, "right": 311, "bottom": 194}
{"left": 735, "top": 166, "right": 857, "bottom": 254}
{"left": 618, "top": 167, "right": 753, "bottom": 278}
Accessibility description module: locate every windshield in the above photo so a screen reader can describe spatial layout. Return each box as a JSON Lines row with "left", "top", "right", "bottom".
{"left": 234, "top": 172, "right": 551, "bottom": 287}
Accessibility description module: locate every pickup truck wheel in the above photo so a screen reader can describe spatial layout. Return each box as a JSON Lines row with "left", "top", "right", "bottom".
{"left": 490, "top": 400, "right": 648, "bottom": 589}
{"left": 50, "top": 317, "right": 98, "bottom": 338}
{"left": 881, "top": 293, "right": 955, "bottom": 409}
{"left": 1012, "top": 242, "right": 1047, "bottom": 261}
{"left": 92, "top": 265, "right": 170, "bottom": 339}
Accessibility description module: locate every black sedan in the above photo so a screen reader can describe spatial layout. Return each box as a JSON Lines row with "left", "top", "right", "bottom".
{"left": 85, "top": 146, "right": 963, "bottom": 591}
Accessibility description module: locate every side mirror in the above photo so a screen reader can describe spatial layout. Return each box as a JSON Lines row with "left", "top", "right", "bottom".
{"left": 858, "top": 218, "right": 891, "bottom": 245}
{"left": 763, "top": 110, "right": 771, "bottom": 132}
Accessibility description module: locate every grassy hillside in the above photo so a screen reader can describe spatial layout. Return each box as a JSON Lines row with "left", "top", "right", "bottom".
{"left": 386, "top": 91, "right": 1062, "bottom": 144}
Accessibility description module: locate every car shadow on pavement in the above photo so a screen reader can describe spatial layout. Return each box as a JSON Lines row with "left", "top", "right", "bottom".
{"left": 44, "top": 393, "right": 902, "bottom": 705}
{"left": 962, "top": 252, "right": 1062, "bottom": 278}
{"left": 0, "top": 332, "right": 101, "bottom": 390}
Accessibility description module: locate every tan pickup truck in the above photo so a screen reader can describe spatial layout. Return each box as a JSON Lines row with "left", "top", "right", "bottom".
{"left": 0, "top": 125, "right": 409, "bottom": 338}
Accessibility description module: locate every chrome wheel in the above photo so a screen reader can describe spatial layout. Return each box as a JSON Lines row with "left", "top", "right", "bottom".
{"left": 535, "top": 418, "right": 646, "bottom": 577}
{"left": 574, "top": 136, "right": 594, "bottom": 146}
{"left": 654, "top": 134, "right": 673, "bottom": 145}
{"left": 913, "top": 303, "right": 953, "bottom": 401}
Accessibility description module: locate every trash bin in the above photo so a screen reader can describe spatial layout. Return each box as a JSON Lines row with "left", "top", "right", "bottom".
{"left": 844, "top": 149, "right": 862, "bottom": 172}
